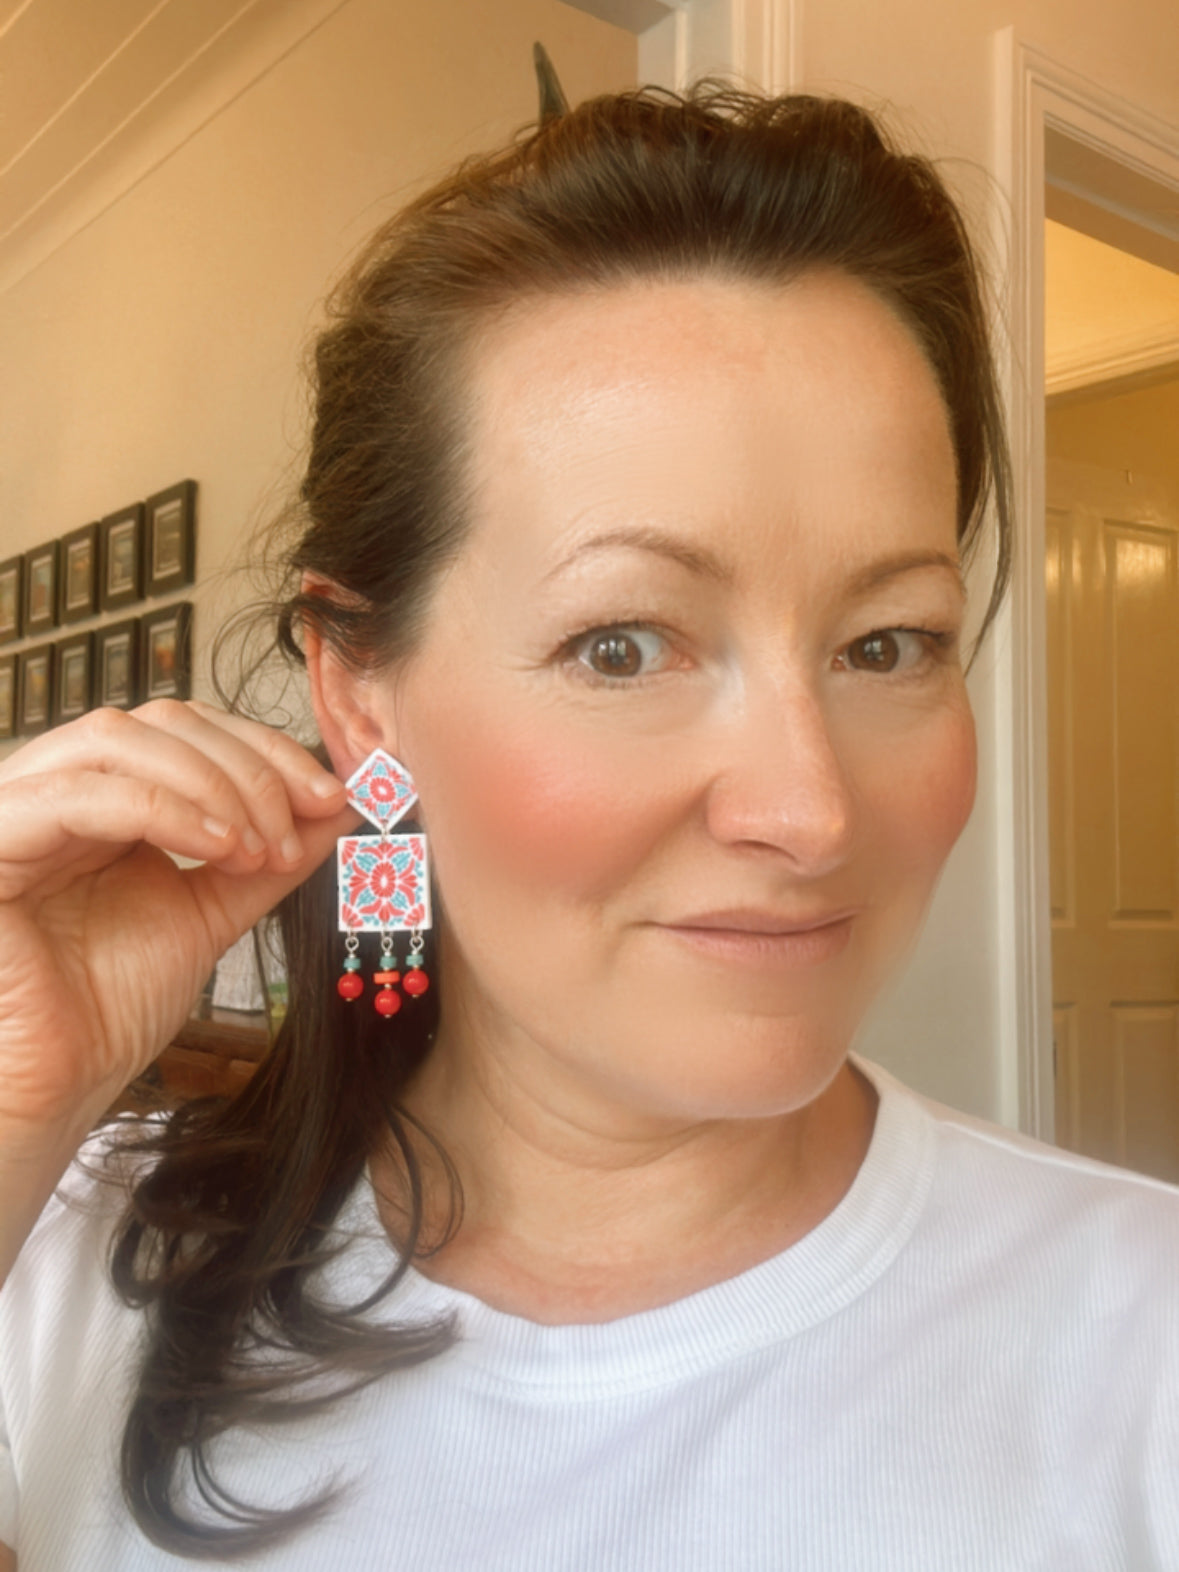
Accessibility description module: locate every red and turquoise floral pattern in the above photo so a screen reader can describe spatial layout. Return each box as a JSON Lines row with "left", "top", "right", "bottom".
{"left": 345, "top": 749, "right": 418, "bottom": 831}
{"left": 337, "top": 833, "right": 430, "bottom": 932}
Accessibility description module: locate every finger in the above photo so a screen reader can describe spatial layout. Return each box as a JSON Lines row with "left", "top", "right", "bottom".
{"left": 186, "top": 798, "right": 361, "bottom": 943}
{"left": 132, "top": 700, "right": 351, "bottom": 869}
{"left": 4, "top": 703, "right": 346, "bottom": 821}
{"left": 181, "top": 701, "right": 347, "bottom": 820}
{"left": 3, "top": 706, "right": 278, "bottom": 869}
{"left": 0, "top": 769, "right": 253, "bottom": 900}
{"left": 4, "top": 704, "right": 335, "bottom": 877}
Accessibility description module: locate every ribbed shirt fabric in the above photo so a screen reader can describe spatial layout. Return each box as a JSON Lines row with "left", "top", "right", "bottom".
{"left": 2, "top": 1055, "right": 1178, "bottom": 1570}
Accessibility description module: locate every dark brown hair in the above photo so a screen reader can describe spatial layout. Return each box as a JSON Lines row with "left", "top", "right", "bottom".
{"left": 108, "top": 82, "right": 1013, "bottom": 1557}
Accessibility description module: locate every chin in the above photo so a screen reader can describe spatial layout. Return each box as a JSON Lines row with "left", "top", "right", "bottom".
{"left": 591, "top": 1002, "right": 860, "bottom": 1123}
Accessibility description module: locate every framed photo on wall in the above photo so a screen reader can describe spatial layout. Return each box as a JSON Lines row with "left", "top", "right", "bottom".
{"left": 95, "top": 619, "right": 141, "bottom": 711}
{"left": 99, "top": 503, "right": 145, "bottom": 611}
{"left": 53, "top": 631, "right": 94, "bottom": 725}
{"left": 59, "top": 523, "right": 99, "bottom": 624}
{"left": 0, "top": 653, "right": 15, "bottom": 739}
{"left": 140, "top": 602, "right": 192, "bottom": 701}
{"left": 22, "top": 543, "right": 59, "bottom": 638}
{"left": 17, "top": 645, "right": 55, "bottom": 735}
{"left": 144, "top": 481, "right": 196, "bottom": 597}
{"left": 0, "top": 557, "right": 21, "bottom": 646}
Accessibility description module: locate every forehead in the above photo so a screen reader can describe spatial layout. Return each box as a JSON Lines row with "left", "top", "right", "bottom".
{"left": 458, "top": 272, "right": 958, "bottom": 588}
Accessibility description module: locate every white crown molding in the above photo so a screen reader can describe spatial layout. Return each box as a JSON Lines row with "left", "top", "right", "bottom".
{"left": 992, "top": 27, "right": 1179, "bottom": 1141}
{"left": 1046, "top": 326, "right": 1179, "bottom": 396}
{"left": 0, "top": 0, "right": 351, "bottom": 298}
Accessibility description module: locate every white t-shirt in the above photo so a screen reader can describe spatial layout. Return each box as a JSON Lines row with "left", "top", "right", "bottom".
{"left": 2, "top": 1056, "right": 1178, "bottom": 1570}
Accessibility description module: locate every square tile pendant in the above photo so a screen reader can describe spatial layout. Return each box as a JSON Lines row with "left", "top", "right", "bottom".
{"left": 337, "top": 833, "right": 430, "bottom": 932}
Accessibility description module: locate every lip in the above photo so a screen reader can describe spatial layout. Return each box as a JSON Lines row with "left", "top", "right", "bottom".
{"left": 653, "top": 909, "right": 856, "bottom": 966}
{"left": 668, "top": 908, "right": 857, "bottom": 934}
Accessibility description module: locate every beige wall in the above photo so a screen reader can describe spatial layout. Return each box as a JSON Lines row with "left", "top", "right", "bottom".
{"left": 804, "top": 0, "right": 1177, "bottom": 157}
{"left": 0, "top": 0, "right": 636, "bottom": 745}
{"left": 1047, "top": 376, "right": 1179, "bottom": 501}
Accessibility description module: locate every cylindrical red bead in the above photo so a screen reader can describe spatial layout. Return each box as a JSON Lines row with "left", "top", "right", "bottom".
{"left": 337, "top": 972, "right": 364, "bottom": 1001}
{"left": 402, "top": 969, "right": 429, "bottom": 997}
{"left": 374, "top": 986, "right": 402, "bottom": 1016}
{"left": 373, "top": 970, "right": 400, "bottom": 986}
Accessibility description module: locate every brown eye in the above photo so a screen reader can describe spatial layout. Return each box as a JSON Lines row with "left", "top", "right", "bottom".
{"left": 846, "top": 631, "right": 901, "bottom": 672}
{"left": 588, "top": 633, "right": 643, "bottom": 676}
{"left": 576, "top": 627, "right": 668, "bottom": 680}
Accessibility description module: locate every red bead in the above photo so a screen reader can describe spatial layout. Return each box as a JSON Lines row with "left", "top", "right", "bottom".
{"left": 373, "top": 970, "right": 400, "bottom": 986}
{"left": 374, "top": 986, "right": 402, "bottom": 1016}
{"left": 402, "top": 969, "right": 429, "bottom": 997}
{"left": 337, "top": 972, "right": 364, "bottom": 1001}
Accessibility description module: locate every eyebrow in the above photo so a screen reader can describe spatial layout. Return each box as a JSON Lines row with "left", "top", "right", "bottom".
{"left": 541, "top": 527, "right": 733, "bottom": 585}
{"left": 843, "top": 549, "right": 965, "bottom": 597}
{"left": 542, "top": 528, "right": 962, "bottom": 596}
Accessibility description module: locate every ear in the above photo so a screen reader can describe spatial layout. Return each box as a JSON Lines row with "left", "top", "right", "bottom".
{"left": 302, "top": 576, "right": 400, "bottom": 780}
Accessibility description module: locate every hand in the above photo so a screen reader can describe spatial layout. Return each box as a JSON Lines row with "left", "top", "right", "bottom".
{"left": 0, "top": 699, "right": 355, "bottom": 1133}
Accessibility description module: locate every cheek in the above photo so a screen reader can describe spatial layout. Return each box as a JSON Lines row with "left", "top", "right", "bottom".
{"left": 872, "top": 698, "right": 977, "bottom": 875}
{"left": 410, "top": 700, "right": 674, "bottom": 909}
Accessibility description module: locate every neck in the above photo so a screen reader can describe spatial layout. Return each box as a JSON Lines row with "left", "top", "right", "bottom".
{"left": 374, "top": 1011, "right": 878, "bottom": 1325}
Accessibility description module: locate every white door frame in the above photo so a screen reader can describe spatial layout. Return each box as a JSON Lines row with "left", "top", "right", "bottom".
{"left": 993, "top": 30, "right": 1179, "bottom": 1139}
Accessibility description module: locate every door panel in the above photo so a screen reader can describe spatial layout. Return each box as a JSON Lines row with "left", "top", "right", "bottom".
{"left": 1047, "top": 458, "right": 1179, "bottom": 1182}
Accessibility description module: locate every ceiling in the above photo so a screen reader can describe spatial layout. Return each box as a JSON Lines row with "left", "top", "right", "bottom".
{"left": 1, "top": 0, "right": 250, "bottom": 245}
{"left": 1045, "top": 218, "right": 1179, "bottom": 395}
{"left": 0, "top": 0, "right": 366, "bottom": 289}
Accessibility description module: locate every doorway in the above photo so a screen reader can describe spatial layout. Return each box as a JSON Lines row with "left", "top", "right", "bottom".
{"left": 1043, "top": 220, "right": 1179, "bottom": 1182}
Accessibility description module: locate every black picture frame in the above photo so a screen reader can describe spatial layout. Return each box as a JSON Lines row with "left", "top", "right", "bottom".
{"left": 17, "top": 644, "right": 55, "bottom": 735}
{"left": 0, "top": 653, "right": 15, "bottom": 739}
{"left": 53, "top": 631, "right": 94, "bottom": 724}
{"left": 95, "top": 618, "right": 141, "bottom": 710}
{"left": 143, "top": 481, "right": 196, "bottom": 597}
{"left": 59, "top": 523, "right": 99, "bottom": 624}
{"left": 140, "top": 602, "right": 192, "bottom": 702}
{"left": 0, "top": 557, "right": 21, "bottom": 646}
{"left": 99, "top": 503, "right": 145, "bottom": 611}
{"left": 22, "top": 543, "right": 59, "bottom": 637}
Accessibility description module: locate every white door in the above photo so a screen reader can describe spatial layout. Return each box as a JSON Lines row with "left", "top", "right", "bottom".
{"left": 1046, "top": 455, "right": 1179, "bottom": 1182}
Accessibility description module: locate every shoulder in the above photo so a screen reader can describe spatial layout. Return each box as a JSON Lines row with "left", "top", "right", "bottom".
{"left": 860, "top": 1056, "right": 1179, "bottom": 1303}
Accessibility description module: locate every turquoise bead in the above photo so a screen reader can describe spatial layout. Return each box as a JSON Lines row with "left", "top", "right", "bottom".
{"left": 343, "top": 956, "right": 362, "bottom": 972}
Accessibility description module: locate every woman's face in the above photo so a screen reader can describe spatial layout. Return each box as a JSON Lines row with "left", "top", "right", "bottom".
{"left": 368, "top": 271, "right": 975, "bottom": 1125}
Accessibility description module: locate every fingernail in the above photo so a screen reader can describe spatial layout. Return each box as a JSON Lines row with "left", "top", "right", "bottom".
{"left": 280, "top": 831, "right": 304, "bottom": 864}
{"left": 311, "top": 774, "right": 344, "bottom": 798}
{"left": 203, "top": 816, "right": 232, "bottom": 839}
{"left": 242, "top": 825, "right": 266, "bottom": 856}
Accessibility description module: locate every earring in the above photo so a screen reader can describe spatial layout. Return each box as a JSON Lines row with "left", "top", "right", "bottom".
{"left": 336, "top": 748, "right": 432, "bottom": 1013}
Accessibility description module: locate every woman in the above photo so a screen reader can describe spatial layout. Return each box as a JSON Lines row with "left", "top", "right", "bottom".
{"left": 1, "top": 86, "right": 1177, "bottom": 1570}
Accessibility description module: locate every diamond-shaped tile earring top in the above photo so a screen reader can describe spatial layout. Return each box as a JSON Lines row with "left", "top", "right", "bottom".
{"left": 344, "top": 748, "right": 418, "bottom": 831}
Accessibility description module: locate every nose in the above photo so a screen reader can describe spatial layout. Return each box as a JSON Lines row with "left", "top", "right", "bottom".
{"left": 703, "top": 675, "right": 857, "bottom": 876}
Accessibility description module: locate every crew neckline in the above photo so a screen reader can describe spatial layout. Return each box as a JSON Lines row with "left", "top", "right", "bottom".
{"left": 328, "top": 1056, "right": 935, "bottom": 1397}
